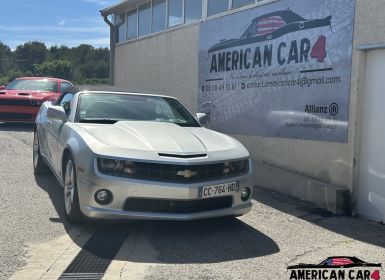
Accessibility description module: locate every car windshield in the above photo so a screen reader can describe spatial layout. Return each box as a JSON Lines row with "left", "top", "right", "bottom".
{"left": 5, "top": 79, "right": 58, "bottom": 92}
{"left": 76, "top": 93, "right": 200, "bottom": 127}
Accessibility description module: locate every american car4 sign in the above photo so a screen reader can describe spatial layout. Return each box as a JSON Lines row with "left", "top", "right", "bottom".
{"left": 198, "top": 0, "right": 355, "bottom": 142}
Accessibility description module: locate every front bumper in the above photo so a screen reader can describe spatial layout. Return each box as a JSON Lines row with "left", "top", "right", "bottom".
{"left": 0, "top": 105, "right": 39, "bottom": 122}
{"left": 82, "top": 202, "right": 252, "bottom": 221}
{"left": 77, "top": 167, "right": 253, "bottom": 221}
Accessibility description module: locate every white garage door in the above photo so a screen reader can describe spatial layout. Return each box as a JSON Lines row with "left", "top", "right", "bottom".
{"left": 358, "top": 49, "right": 385, "bottom": 222}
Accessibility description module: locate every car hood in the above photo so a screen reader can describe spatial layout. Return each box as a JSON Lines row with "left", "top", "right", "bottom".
{"left": 0, "top": 89, "right": 58, "bottom": 99}
{"left": 80, "top": 121, "right": 238, "bottom": 154}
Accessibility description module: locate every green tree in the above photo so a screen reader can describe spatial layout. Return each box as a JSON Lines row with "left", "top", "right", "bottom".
{"left": 0, "top": 69, "right": 23, "bottom": 86}
{"left": 0, "top": 41, "right": 110, "bottom": 85}
{"left": 72, "top": 45, "right": 110, "bottom": 83}
{"left": 71, "top": 44, "right": 94, "bottom": 66}
{"left": 14, "top": 41, "right": 47, "bottom": 73}
{"left": 0, "top": 41, "right": 14, "bottom": 76}
{"left": 34, "top": 60, "right": 72, "bottom": 80}
{"left": 47, "top": 45, "right": 71, "bottom": 61}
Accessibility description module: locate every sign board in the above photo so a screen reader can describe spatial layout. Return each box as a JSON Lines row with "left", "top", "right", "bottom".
{"left": 198, "top": 0, "right": 355, "bottom": 142}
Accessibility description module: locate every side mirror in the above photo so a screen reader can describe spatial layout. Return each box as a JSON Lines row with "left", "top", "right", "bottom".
{"left": 196, "top": 113, "right": 207, "bottom": 125}
{"left": 0, "top": 86, "right": 5, "bottom": 90}
{"left": 47, "top": 106, "right": 68, "bottom": 123}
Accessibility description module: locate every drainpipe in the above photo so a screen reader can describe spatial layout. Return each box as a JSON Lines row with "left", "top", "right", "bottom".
{"left": 102, "top": 14, "right": 115, "bottom": 86}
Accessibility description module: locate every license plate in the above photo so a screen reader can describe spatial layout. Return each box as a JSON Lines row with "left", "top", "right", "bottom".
{"left": 198, "top": 181, "right": 240, "bottom": 198}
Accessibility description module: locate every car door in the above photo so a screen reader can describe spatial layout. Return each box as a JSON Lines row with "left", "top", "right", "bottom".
{"left": 37, "top": 102, "right": 52, "bottom": 162}
{"left": 46, "top": 92, "right": 74, "bottom": 175}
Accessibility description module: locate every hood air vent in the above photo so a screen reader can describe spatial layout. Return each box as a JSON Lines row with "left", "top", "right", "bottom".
{"left": 0, "top": 92, "right": 5, "bottom": 94}
{"left": 158, "top": 153, "right": 207, "bottom": 159}
{"left": 18, "top": 93, "right": 31, "bottom": 96}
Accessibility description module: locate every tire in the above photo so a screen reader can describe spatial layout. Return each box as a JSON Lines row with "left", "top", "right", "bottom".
{"left": 63, "top": 155, "right": 83, "bottom": 224}
{"left": 33, "top": 130, "right": 50, "bottom": 174}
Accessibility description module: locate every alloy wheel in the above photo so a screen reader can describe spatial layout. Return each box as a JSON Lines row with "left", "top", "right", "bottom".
{"left": 64, "top": 160, "right": 75, "bottom": 215}
{"left": 33, "top": 132, "right": 39, "bottom": 169}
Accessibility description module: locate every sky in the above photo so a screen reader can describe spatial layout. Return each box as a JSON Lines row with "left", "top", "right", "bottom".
{"left": 0, "top": 0, "right": 117, "bottom": 50}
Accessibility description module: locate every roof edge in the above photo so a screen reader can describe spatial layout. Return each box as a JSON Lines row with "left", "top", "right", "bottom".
{"left": 100, "top": 0, "right": 146, "bottom": 16}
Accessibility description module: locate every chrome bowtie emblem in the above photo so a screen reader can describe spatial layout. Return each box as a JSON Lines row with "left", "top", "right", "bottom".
{"left": 177, "top": 170, "right": 198, "bottom": 178}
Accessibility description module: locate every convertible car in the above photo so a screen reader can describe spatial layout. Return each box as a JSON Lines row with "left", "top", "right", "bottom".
{"left": 0, "top": 77, "right": 73, "bottom": 122}
{"left": 34, "top": 90, "right": 253, "bottom": 223}
{"left": 208, "top": 10, "right": 332, "bottom": 53}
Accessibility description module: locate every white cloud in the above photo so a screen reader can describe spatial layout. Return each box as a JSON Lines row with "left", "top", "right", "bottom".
{"left": 0, "top": 25, "right": 107, "bottom": 33}
{"left": 83, "top": 0, "right": 114, "bottom": 6}
{"left": 70, "top": 17, "right": 102, "bottom": 24}
{"left": 44, "top": 37, "right": 110, "bottom": 47}
{"left": 1, "top": 16, "right": 111, "bottom": 50}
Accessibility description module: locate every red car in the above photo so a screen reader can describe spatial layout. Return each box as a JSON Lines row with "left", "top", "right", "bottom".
{"left": 0, "top": 77, "right": 73, "bottom": 122}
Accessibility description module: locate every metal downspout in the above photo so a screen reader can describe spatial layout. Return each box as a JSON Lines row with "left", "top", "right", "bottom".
{"left": 103, "top": 14, "right": 115, "bottom": 86}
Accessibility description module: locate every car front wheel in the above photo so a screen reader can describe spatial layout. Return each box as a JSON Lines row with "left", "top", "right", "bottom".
{"left": 33, "top": 130, "right": 49, "bottom": 174}
{"left": 63, "top": 155, "right": 83, "bottom": 224}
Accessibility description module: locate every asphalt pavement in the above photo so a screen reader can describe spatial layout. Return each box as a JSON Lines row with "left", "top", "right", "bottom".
{"left": 0, "top": 123, "right": 65, "bottom": 279}
{"left": 1, "top": 123, "right": 385, "bottom": 280}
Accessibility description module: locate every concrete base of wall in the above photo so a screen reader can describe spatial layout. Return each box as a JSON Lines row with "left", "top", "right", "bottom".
{"left": 254, "top": 160, "right": 350, "bottom": 215}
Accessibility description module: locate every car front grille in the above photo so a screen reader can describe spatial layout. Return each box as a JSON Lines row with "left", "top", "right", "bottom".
{"left": 123, "top": 196, "right": 233, "bottom": 214}
{"left": 98, "top": 159, "right": 249, "bottom": 183}
{"left": 0, "top": 99, "right": 40, "bottom": 106}
{"left": 0, "top": 112, "right": 33, "bottom": 120}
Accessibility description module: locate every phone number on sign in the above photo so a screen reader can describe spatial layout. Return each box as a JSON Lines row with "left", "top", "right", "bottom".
{"left": 202, "top": 83, "right": 237, "bottom": 92}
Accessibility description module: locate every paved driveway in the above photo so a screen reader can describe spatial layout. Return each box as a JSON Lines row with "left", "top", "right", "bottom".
{"left": 1, "top": 123, "right": 384, "bottom": 280}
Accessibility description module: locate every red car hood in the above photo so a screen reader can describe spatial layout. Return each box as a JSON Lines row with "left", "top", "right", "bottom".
{"left": 0, "top": 89, "right": 59, "bottom": 100}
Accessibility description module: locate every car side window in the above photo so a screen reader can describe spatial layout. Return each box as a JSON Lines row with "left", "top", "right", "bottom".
{"left": 59, "top": 93, "right": 74, "bottom": 115}
{"left": 256, "top": 16, "right": 285, "bottom": 35}
{"left": 242, "top": 16, "right": 286, "bottom": 38}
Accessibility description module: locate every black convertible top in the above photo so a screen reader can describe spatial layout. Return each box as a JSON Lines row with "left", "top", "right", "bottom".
{"left": 251, "top": 10, "right": 306, "bottom": 24}
{"left": 54, "top": 86, "right": 79, "bottom": 105}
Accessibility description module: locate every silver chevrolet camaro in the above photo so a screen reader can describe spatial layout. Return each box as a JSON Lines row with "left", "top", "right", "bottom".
{"left": 33, "top": 90, "right": 253, "bottom": 223}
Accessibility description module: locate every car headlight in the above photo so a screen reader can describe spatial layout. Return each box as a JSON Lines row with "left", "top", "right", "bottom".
{"left": 223, "top": 159, "right": 249, "bottom": 175}
{"left": 97, "top": 158, "right": 136, "bottom": 176}
{"left": 230, "top": 160, "right": 247, "bottom": 172}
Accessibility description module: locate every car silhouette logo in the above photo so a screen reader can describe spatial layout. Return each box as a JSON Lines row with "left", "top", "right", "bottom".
{"left": 208, "top": 10, "right": 332, "bottom": 53}
{"left": 287, "top": 256, "right": 382, "bottom": 269}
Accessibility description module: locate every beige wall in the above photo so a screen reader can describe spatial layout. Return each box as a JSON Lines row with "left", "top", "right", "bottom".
{"left": 354, "top": 0, "right": 385, "bottom": 46}
{"left": 111, "top": 0, "right": 385, "bottom": 213}
{"left": 114, "top": 24, "right": 200, "bottom": 113}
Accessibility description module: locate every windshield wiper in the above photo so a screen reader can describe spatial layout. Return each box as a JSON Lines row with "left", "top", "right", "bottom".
{"left": 79, "top": 118, "right": 119, "bottom": 124}
{"left": 178, "top": 123, "right": 201, "bottom": 127}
